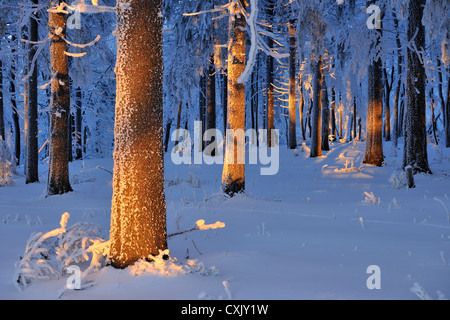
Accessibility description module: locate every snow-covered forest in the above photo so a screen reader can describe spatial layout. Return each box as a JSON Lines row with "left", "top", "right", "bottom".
{"left": 0, "top": 0, "right": 449, "bottom": 302}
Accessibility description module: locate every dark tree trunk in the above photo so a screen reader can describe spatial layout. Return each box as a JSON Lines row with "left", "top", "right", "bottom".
{"left": 330, "top": 87, "right": 337, "bottom": 141}
{"left": 75, "top": 88, "right": 82, "bottom": 159}
{"left": 403, "top": 0, "right": 431, "bottom": 173}
{"left": 0, "top": 60, "right": 4, "bottom": 141}
{"left": 393, "top": 13, "right": 402, "bottom": 149}
{"left": 26, "top": 0, "right": 39, "bottom": 183}
{"left": 310, "top": 56, "right": 323, "bottom": 158}
{"left": 321, "top": 77, "right": 330, "bottom": 151}
{"left": 206, "top": 55, "right": 216, "bottom": 155}
{"left": 47, "top": 0, "right": 73, "bottom": 196}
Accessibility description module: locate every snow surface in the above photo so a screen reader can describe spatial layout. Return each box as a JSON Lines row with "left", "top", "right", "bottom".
{"left": 0, "top": 140, "right": 449, "bottom": 300}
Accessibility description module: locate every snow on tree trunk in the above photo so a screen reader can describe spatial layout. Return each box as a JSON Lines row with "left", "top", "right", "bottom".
{"left": 288, "top": 20, "right": 297, "bottom": 150}
{"left": 310, "top": 56, "right": 323, "bottom": 158}
{"left": 26, "top": 0, "right": 39, "bottom": 184}
{"left": 109, "top": 0, "right": 167, "bottom": 269}
{"left": 222, "top": 0, "right": 246, "bottom": 196}
{"left": 47, "top": 0, "right": 73, "bottom": 196}
{"left": 206, "top": 55, "right": 217, "bottom": 156}
{"left": 403, "top": 0, "right": 431, "bottom": 174}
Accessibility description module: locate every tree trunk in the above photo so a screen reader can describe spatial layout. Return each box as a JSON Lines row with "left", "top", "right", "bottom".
{"left": 321, "top": 77, "right": 330, "bottom": 151}
{"left": 352, "top": 97, "right": 357, "bottom": 140}
{"left": 392, "top": 14, "right": 402, "bottom": 149}
{"left": 383, "top": 67, "right": 393, "bottom": 142}
{"left": 9, "top": 36, "right": 20, "bottom": 165}
{"left": 288, "top": 20, "right": 297, "bottom": 149}
{"left": 222, "top": 0, "right": 246, "bottom": 196}
{"left": 446, "top": 75, "right": 450, "bottom": 148}
{"left": 26, "top": 0, "right": 39, "bottom": 183}
{"left": 310, "top": 56, "right": 323, "bottom": 158}
{"left": 299, "top": 75, "right": 306, "bottom": 141}
{"left": 199, "top": 75, "right": 206, "bottom": 151}
{"left": 363, "top": 4, "right": 384, "bottom": 167}
{"left": 75, "top": 88, "right": 83, "bottom": 160}
{"left": 47, "top": 0, "right": 73, "bottom": 196}
{"left": 206, "top": 55, "right": 216, "bottom": 155}
{"left": 266, "top": 0, "right": 274, "bottom": 147}
{"left": 109, "top": 0, "right": 167, "bottom": 269}
{"left": 0, "top": 60, "right": 4, "bottom": 141}
{"left": 330, "top": 87, "right": 337, "bottom": 141}
{"left": 403, "top": 0, "right": 431, "bottom": 173}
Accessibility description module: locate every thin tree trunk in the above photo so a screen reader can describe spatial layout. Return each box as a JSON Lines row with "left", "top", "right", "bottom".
{"left": 266, "top": 0, "right": 274, "bottom": 147}
{"left": 298, "top": 75, "right": 306, "bottom": 141}
{"left": 352, "top": 97, "right": 357, "bottom": 140}
{"left": 26, "top": 0, "right": 39, "bottom": 183}
{"left": 110, "top": 0, "right": 167, "bottom": 269}
{"left": 310, "top": 56, "right": 323, "bottom": 158}
{"left": 393, "top": 13, "right": 402, "bottom": 148}
{"left": 75, "top": 88, "right": 82, "bottom": 159}
{"left": 288, "top": 19, "right": 297, "bottom": 149}
{"left": 47, "top": 0, "right": 73, "bottom": 195}
{"left": 222, "top": 0, "right": 246, "bottom": 196}
{"left": 321, "top": 76, "right": 330, "bottom": 151}
{"left": 446, "top": 75, "right": 450, "bottom": 148}
{"left": 206, "top": 55, "right": 216, "bottom": 155}
{"left": 330, "top": 87, "right": 337, "bottom": 141}
{"left": 0, "top": 60, "right": 3, "bottom": 140}
{"left": 403, "top": 0, "right": 431, "bottom": 173}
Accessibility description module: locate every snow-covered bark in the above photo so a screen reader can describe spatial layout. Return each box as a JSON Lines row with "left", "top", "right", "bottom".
{"left": 109, "top": 0, "right": 167, "bottom": 268}
{"left": 47, "top": 0, "right": 72, "bottom": 196}
{"left": 222, "top": 0, "right": 246, "bottom": 196}
{"left": 403, "top": 0, "right": 431, "bottom": 173}
{"left": 288, "top": 19, "right": 297, "bottom": 150}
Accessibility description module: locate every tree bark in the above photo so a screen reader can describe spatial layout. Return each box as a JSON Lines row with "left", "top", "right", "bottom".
{"left": 0, "top": 60, "right": 4, "bottom": 141}
{"left": 206, "top": 55, "right": 216, "bottom": 155}
{"left": 26, "top": 0, "right": 39, "bottom": 183}
{"left": 222, "top": 0, "right": 246, "bottom": 196}
{"left": 47, "top": 0, "right": 73, "bottom": 196}
{"left": 363, "top": 2, "right": 384, "bottom": 167}
{"left": 109, "top": 0, "right": 167, "bottom": 269}
{"left": 75, "top": 88, "right": 82, "bottom": 159}
{"left": 321, "top": 76, "right": 330, "bottom": 151}
{"left": 288, "top": 20, "right": 297, "bottom": 149}
{"left": 266, "top": 0, "right": 274, "bottom": 147}
{"left": 310, "top": 56, "right": 323, "bottom": 158}
{"left": 403, "top": 0, "right": 431, "bottom": 173}
{"left": 393, "top": 14, "right": 402, "bottom": 149}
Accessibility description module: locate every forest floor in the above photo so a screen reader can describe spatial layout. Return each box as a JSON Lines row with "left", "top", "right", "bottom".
{"left": 0, "top": 139, "right": 449, "bottom": 300}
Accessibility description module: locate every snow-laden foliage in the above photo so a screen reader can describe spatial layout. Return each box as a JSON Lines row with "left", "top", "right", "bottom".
{"left": 0, "top": 140, "right": 15, "bottom": 186}
{"left": 14, "top": 213, "right": 108, "bottom": 291}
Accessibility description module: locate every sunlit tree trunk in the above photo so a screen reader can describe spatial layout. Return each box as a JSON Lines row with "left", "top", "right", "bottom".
{"left": 222, "top": 0, "right": 246, "bottom": 196}
{"left": 26, "top": 0, "right": 39, "bottom": 183}
{"left": 288, "top": 19, "right": 297, "bottom": 149}
{"left": 363, "top": 1, "right": 384, "bottom": 167}
{"left": 310, "top": 56, "right": 323, "bottom": 158}
{"left": 109, "top": 0, "right": 167, "bottom": 269}
{"left": 403, "top": 0, "right": 431, "bottom": 173}
{"left": 47, "top": 0, "right": 72, "bottom": 196}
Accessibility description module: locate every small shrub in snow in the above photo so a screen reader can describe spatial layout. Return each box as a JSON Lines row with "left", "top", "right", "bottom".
{"left": 389, "top": 170, "right": 407, "bottom": 189}
{"left": 0, "top": 140, "right": 16, "bottom": 186}
{"left": 14, "top": 212, "right": 108, "bottom": 291}
{"left": 362, "top": 192, "right": 380, "bottom": 205}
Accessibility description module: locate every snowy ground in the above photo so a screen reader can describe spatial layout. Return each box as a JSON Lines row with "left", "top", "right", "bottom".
{"left": 0, "top": 140, "right": 449, "bottom": 300}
